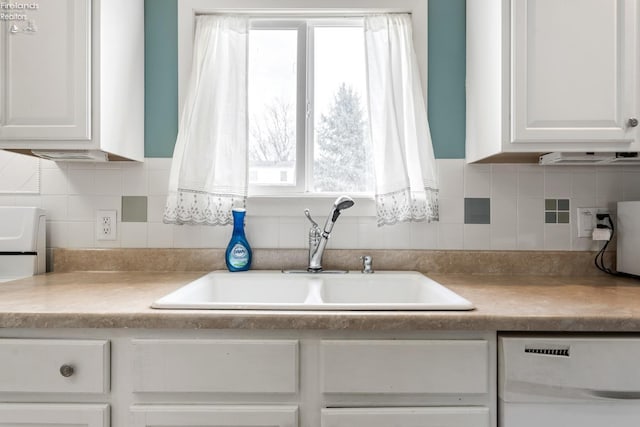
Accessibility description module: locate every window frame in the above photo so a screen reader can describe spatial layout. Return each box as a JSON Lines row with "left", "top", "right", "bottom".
{"left": 247, "top": 19, "right": 307, "bottom": 195}
{"left": 247, "top": 17, "right": 368, "bottom": 196}
{"left": 178, "top": 0, "right": 428, "bottom": 214}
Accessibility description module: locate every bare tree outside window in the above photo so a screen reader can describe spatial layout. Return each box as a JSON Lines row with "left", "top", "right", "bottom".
{"left": 249, "top": 98, "right": 295, "bottom": 163}
{"left": 247, "top": 22, "right": 372, "bottom": 193}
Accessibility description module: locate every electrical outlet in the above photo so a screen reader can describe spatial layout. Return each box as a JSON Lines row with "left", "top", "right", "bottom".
{"left": 576, "top": 207, "right": 610, "bottom": 238}
{"left": 96, "top": 210, "right": 117, "bottom": 240}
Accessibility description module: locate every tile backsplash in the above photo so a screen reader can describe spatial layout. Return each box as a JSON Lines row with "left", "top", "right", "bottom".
{"left": 1, "top": 156, "right": 639, "bottom": 251}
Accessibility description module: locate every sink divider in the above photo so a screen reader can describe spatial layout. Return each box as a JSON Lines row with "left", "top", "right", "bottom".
{"left": 303, "top": 278, "right": 324, "bottom": 305}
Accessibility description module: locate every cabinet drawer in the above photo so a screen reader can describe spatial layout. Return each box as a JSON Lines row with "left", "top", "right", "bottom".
{"left": 131, "top": 405, "right": 298, "bottom": 427}
{"left": 0, "top": 403, "right": 109, "bottom": 427}
{"left": 0, "top": 339, "right": 110, "bottom": 393}
{"left": 322, "top": 407, "right": 489, "bottom": 427}
{"left": 321, "top": 340, "right": 488, "bottom": 394}
{"left": 132, "top": 339, "right": 298, "bottom": 393}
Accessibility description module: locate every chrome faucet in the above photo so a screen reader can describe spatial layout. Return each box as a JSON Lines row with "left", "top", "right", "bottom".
{"left": 304, "top": 196, "right": 355, "bottom": 272}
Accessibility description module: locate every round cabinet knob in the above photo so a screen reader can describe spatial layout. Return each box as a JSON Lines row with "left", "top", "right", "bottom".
{"left": 59, "top": 364, "right": 75, "bottom": 378}
{"left": 629, "top": 118, "right": 639, "bottom": 128}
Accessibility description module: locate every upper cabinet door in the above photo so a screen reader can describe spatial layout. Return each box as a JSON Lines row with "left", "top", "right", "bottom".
{"left": 511, "top": 0, "right": 637, "bottom": 144}
{"left": 0, "top": 0, "right": 91, "bottom": 140}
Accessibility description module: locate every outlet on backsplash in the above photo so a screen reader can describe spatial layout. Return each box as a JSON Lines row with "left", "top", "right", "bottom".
{"left": 97, "top": 210, "right": 117, "bottom": 241}
{"left": 576, "top": 207, "right": 610, "bottom": 238}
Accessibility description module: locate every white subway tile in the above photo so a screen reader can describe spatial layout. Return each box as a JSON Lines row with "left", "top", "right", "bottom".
{"left": 464, "top": 224, "right": 491, "bottom": 250}
{"left": 409, "top": 221, "right": 439, "bottom": 249}
{"left": 244, "top": 216, "right": 278, "bottom": 249}
{"left": 544, "top": 170, "right": 572, "bottom": 198}
{"left": 144, "top": 158, "right": 172, "bottom": 170}
{"left": 571, "top": 171, "right": 597, "bottom": 199}
{"left": 67, "top": 221, "right": 94, "bottom": 248}
{"left": 438, "top": 197, "right": 464, "bottom": 224}
{"left": 67, "top": 195, "right": 94, "bottom": 221}
{"left": 93, "top": 169, "right": 123, "bottom": 195}
{"left": 278, "top": 217, "right": 307, "bottom": 249}
{"left": 147, "top": 195, "right": 167, "bottom": 223}
{"left": 41, "top": 195, "right": 68, "bottom": 221}
{"left": 92, "top": 196, "right": 121, "bottom": 212}
{"left": 358, "top": 217, "right": 386, "bottom": 249}
{"left": 328, "top": 217, "right": 359, "bottom": 249}
{"left": 199, "top": 224, "right": 230, "bottom": 249}
{"left": 172, "top": 224, "right": 206, "bottom": 248}
{"left": 437, "top": 159, "right": 464, "bottom": 198}
{"left": 517, "top": 198, "right": 544, "bottom": 250}
{"left": 518, "top": 170, "right": 544, "bottom": 199}
{"left": 438, "top": 223, "right": 464, "bottom": 249}
{"left": 148, "top": 169, "right": 170, "bottom": 196}
{"left": 544, "top": 223, "right": 571, "bottom": 250}
{"left": 147, "top": 222, "right": 174, "bottom": 248}
{"left": 384, "top": 221, "right": 412, "bottom": 249}
{"left": 595, "top": 170, "right": 622, "bottom": 204}
{"left": 120, "top": 222, "right": 148, "bottom": 248}
{"left": 464, "top": 164, "right": 491, "bottom": 197}
{"left": 491, "top": 197, "right": 517, "bottom": 250}
{"left": 122, "top": 164, "right": 148, "bottom": 196}
{"left": 67, "top": 169, "right": 95, "bottom": 195}
{"left": 491, "top": 224, "right": 517, "bottom": 250}
{"left": 46, "top": 221, "right": 69, "bottom": 248}
{"left": 40, "top": 167, "right": 68, "bottom": 195}
{"left": 492, "top": 171, "right": 518, "bottom": 199}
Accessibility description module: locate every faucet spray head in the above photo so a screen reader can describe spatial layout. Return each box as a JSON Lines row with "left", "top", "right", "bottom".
{"left": 330, "top": 195, "right": 355, "bottom": 222}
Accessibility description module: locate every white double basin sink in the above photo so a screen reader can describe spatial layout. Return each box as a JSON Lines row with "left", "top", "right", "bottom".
{"left": 152, "top": 270, "right": 474, "bottom": 311}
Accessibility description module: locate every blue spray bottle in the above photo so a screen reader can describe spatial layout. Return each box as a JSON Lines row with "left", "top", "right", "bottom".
{"left": 225, "top": 208, "right": 252, "bottom": 272}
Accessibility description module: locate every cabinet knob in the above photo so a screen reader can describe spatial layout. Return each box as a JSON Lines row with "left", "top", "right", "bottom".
{"left": 629, "top": 118, "right": 639, "bottom": 128}
{"left": 59, "top": 364, "right": 75, "bottom": 378}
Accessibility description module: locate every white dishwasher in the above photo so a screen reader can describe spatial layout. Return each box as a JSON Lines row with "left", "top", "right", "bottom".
{"left": 499, "top": 335, "right": 640, "bottom": 427}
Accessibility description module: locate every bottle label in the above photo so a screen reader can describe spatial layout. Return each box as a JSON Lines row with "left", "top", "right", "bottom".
{"left": 229, "top": 243, "right": 249, "bottom": 268}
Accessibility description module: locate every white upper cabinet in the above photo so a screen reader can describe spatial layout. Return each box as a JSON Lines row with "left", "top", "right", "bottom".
{"left": 0, "top": 0, "right": 144, "bottom": 161}
{"left": 466, "top": 0, "right": 639, "bottom": 163}
{"left": 0, "top": 0, "right": 90, "bottom": 141}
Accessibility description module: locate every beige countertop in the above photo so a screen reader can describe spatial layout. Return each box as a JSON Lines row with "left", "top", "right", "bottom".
{"left": 1, "top": 271, "right": 639, "bottom": 331}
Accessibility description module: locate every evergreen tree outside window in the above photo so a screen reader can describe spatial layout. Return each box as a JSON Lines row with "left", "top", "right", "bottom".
{"left": 247, "top": 19, "right": 373, "bottom": 195}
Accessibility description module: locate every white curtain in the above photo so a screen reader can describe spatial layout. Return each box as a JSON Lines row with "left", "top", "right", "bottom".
{"left": 164, "top": 15, "right": 249, "bottom": 226}
{"left": 364, "top": 14, "right": 439, "bottom": 226}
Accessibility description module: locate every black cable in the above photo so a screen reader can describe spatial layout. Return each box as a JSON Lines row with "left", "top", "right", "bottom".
{"left": 594, "top": 214, "right": 614, "bottom": 274}
{"left": 593, "top": 214, "right": 636, "bottom": 278}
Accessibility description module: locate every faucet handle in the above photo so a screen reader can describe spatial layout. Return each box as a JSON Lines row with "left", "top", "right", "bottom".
{"left": 360, "top": 255, "right": 374, "bottom": 274}
{"left": 304, "top": 209, "right": 319, "bottom": 228}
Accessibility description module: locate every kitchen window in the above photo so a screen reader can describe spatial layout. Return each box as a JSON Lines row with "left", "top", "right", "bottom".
{"left": 168, "top": 0, "right": 437, "bottom": 226}
{"left": 248, "top": 19, "right": 373, "bottom": 196}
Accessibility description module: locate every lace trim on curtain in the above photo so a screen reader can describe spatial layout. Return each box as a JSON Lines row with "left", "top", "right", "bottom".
{"left": 375, "top": 187, "right": 439, "bottom": 226}
{"left": 163, "top": 189, "right": 246, "bottom": 226}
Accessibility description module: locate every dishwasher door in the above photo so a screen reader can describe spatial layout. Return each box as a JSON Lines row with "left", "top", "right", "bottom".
{"left": 499, "top": 335, "right": 640, "bottom": 427}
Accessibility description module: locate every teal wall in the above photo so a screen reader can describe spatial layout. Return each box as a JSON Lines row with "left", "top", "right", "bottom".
{"left": 144, "top": 0, "right": 466, "bottom": 159}
{"left": 144, "top": 0, "right": 178, "bottom": 158}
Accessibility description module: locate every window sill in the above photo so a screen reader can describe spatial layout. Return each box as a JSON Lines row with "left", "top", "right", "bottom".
{"left": 246, "top": 194, "right": 376, "bottom": 217}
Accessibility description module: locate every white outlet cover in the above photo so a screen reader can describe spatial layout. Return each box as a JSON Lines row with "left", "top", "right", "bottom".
{"left": 576, "top": 207, "right": 609, "bottom": 238}
{"left": 96, "top": 210, "right": 117, "bottom": 240}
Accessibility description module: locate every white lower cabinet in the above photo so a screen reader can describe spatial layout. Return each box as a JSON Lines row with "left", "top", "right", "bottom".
{"left": 321, "top": 340, "right": 488, "bottom": 394}
{"left": 0, "top": 403, "right": 109, "bottom": 426}
{"left": 0, "top": 330, "right": 496, "bottom": 427}
{"left": 322, "top": 407, "right": 490, "bottom": 427}
{"left": 0, "top": 339, "right": 110, "bottom": 425}
{"left": 131, "top": 405, "right": 298, "bottom": 427}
